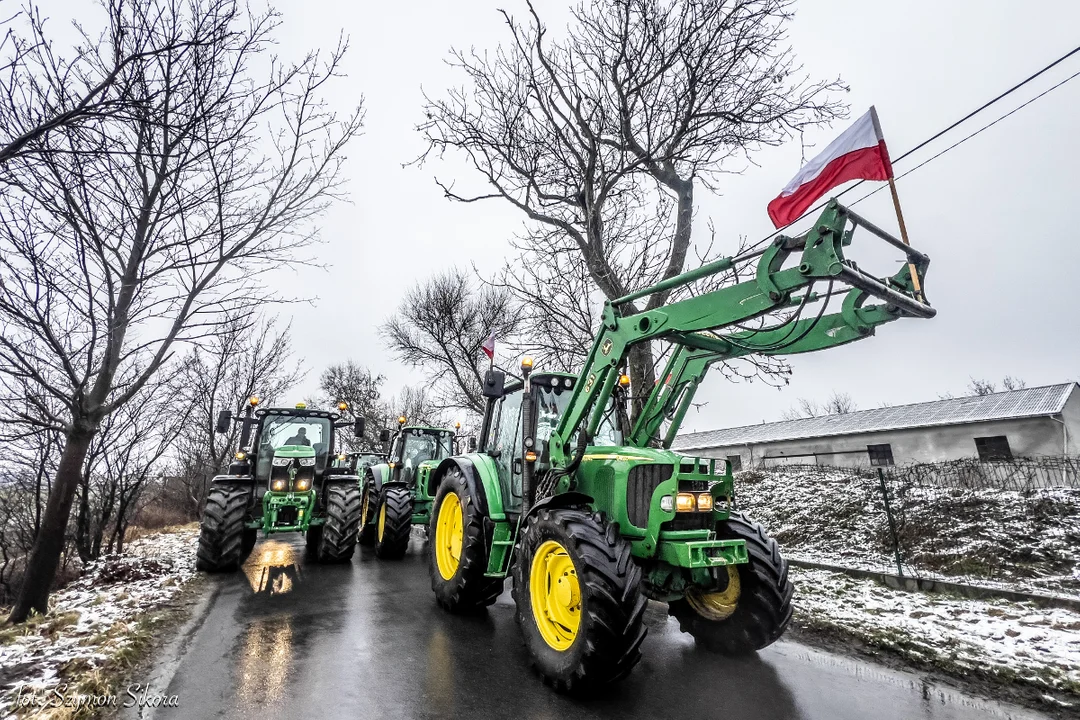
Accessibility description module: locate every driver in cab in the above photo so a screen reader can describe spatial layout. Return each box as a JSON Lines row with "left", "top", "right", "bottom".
{"left": 285, "top": 427, "right": 311, "bottom": 446}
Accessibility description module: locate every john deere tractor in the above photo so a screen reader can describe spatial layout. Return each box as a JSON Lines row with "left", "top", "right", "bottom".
{"left": 420, "top": 200, "right": 936, "bottom": 692}
{"left": 358, "top": 418, "right": 462, "bottom": 558}
{"left": 195, "top": 400, "right": 366, "bottom": 571}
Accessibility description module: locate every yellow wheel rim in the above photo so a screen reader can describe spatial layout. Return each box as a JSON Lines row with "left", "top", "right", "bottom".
{"left": 378, "top": 501, "right": 386, "bottom": 542}
{"left": 361, "top": 490, "right": 370, "bottom": 526}
{"left": 529, "top": 540, "right": 580, "bottom": 651}
{"left": 686, "top": 565, "right": 741, "bottom": 621}
{"left": 434, "top": 492, "right": 463, "bottom": 580}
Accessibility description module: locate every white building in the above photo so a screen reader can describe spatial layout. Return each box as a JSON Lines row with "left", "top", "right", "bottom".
{"left": 673, "top": 383, "right": 1080, "bottom": 470}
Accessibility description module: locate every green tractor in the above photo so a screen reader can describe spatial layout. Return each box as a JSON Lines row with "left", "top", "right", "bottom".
{"left": 196, "top": 399, "right": 366, "bottom": 571}
{"left": 358, "top": 417, "right": 464, "bottom": 559}
{"left": 421, "top": 200, "right": 936, "bottom": 692}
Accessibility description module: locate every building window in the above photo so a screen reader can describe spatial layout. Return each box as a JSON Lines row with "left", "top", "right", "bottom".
{"left": 726, "top": 455, "right": 743, "bottom": 472}
{"left": 867, "top": 444, "right": 894, "bottom": 467}
{"left": 975, "top": 436, "right": 1012, "bottom": 461}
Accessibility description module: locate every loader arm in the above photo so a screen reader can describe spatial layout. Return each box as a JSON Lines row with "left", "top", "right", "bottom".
{"left": 547, "top": 199, "right": 934, "bottom": 468}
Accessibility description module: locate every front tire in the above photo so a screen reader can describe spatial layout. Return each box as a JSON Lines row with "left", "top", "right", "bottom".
{"left": 374, "top": 486, "right": 412, "bottom": 559}
{"left": 358, "top": 482, "right": 377, "bottom": 546}
{"left": 196, "top": 484, "right": 250, "bottom": 572}
{"left": 317, "top": 484, "right": 362, "bottom": 563}
{"left": 668, "top": 511, "right": 793, "bottom": 654}
{"left": 428, "top": 468, "right": 502, "bottom": 612}
{"left": 512, "top": 508, "right": 646, "bottom": 694}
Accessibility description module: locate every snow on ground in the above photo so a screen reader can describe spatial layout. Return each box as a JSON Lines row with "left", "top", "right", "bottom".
{"left": 0, "top": 526, "right": 198, "bottom": 719}
{"left": 792, "top": 566, "right": 1080, "bottom": 706}
{"left": 739, "top": 468, "right": 1080, "bottom": 599}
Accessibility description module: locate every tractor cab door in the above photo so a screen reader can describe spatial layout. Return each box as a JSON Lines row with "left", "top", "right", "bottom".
{"left": 485, "top": 388, "right": 525, "bottom": 512}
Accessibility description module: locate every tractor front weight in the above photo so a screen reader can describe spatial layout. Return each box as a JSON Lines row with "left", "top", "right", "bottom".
{"left": 261, "top": 490, "right": 317, "bottom": 534}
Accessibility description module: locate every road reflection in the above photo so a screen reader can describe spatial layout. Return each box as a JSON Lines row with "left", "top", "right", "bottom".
{"left": 235, "top": 615, "right": 293, "bottom": 708}
{"left": 242, "top": 540, "right": 303, "bottom": 596}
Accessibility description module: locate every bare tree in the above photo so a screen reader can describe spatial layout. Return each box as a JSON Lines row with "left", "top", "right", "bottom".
{"left": 168, "top": 313, "right": 302, "bottom": 517}
{"left": 1002, "top": 375, "right": 1027, "bottom": 392}
{"left": 781, "top": 390, "right": 857, "bottom": 420}
{"left": 965, "top": 376, "right": 1027, "bottom": 397}
{"left": 317, "top": 360, "right": 388, "bottom": 451}
{"left": 388, "top": 384, "right": 451, "bottom": 429}
{"left": 0, "top": 0, "right": 363, "bottom": 621}
{"left": 417, "top": 0, "right": 844, "bottom": 418}
{"left": 381, "top": 267, "right": 522, "bottom": 415}
{"left": 0, "top": 1, "right": 216, "bottom": 166}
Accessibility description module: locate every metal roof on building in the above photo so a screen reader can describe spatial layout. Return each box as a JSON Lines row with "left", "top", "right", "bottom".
{"left": 673, "top": 383, "right": 1077, "bottom": 451}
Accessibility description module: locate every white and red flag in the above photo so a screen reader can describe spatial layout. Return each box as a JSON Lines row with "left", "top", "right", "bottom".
{"left": 767, "top": 107, "right": 893, "bottom": 228}
{"left": 481, "top": 332, "right": 495, "bottom": 360}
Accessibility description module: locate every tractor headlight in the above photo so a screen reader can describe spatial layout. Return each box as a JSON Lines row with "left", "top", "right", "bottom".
{"left": 272, "top": 458, "right": 291, "bottom": 467}
{"left": 271, "top": 479, "right": 287, "bottom": 492}
{"left": 675, "top": 493, "right": 696, "bottom": 512}
{"left": 697, "top": 493, "right": 714, "bottom": 511}
{"left": 295, "top": 478, "right": 311, "bottom": 491}
{"left": 660, "top": 496, "right": 674, "bottom": 512}
{"left": 298, "top": 457, "right": 316, "bottom": 467}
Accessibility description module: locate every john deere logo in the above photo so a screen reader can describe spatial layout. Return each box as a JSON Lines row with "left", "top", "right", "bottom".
{"left": 601, "top": 339, "right": 613, "bottom": 356}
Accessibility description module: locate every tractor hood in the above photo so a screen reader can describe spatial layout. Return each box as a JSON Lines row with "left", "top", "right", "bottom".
{"left": 579, "top": 445, "right": 702, "bottom": 469}
{"left": 273, "top": 445, "right": 317, "bottom": 460}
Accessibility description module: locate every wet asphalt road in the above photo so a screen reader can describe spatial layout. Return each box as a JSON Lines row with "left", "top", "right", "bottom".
{"left": 140, "top": 532, "right": 1051, "bottom": 720}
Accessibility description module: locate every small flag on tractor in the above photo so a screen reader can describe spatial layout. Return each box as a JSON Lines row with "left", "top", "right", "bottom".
{"left": 481, "top": 332, "right": 495, "bottom": 360}
{"left": 767, "top": 107, "right": 893, "bottom": 228}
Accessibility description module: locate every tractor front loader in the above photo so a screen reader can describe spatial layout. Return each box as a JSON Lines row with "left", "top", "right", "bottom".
{"left": 421, "top": 200, "right": 936, "bottom": 693}
{"left": 195, "top": 400, "right": 367, "bottom": 572}
{"left": 359, "top": 418, "right": 462, "bottom": 559}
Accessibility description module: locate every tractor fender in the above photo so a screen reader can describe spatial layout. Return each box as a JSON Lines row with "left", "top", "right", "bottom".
{"left": 322, "top": 473, "right": 356, "bottom": 487}
{"left": 522, "top": 491, "right": 595, "bottom": 526}
{"left": 429, "top": 457, "right": 504, "bottom": 521}
{"left": 366, "top": 465, "right": 389, "bottom": 494}
{"left": 211, "top": 474, "right": 253, "bottom": 486}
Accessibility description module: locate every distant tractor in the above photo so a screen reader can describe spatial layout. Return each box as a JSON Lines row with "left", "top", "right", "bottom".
{"left": 195, "top": 399, "right": 366, "bottom": 572}
{"left": 358, "top": 417, "right": 463, "bottom": 559}
{"left": 421, "top": 201, "right": 936, "bottom": 692}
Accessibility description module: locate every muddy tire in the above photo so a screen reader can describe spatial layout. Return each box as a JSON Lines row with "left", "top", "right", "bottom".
{"left": 317, "top": 484, "right": 362, "bottom": 563}
{"left": 428, "top": 467, "right": 503, "bottom": 612}
{"left": 512, "top": 508, "right": 647, "bottom": 694}
{"left": 358, "top": 481, "right": 377, "bottom": 547}
{"left": 196, "top": 484, "right": 250, "bottom": 572}
{"left": 668, "top": 511, "right": 793, "bottom": 654}
{"left": 374, "top": 486, "right": 412, "bottom": 560}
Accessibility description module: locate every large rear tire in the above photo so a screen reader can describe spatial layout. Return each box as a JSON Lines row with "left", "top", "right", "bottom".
{"left": 668, "top": 511, "right": 793, "bottom": 654}
{"left": 373, "top": 486, "right": 412, "bottom": 560}
{"left": 317, "top": 484, "right": 362, "bottom": 563}
{"left": 428, "top": 467, "right": 503, "bottom": 612}
{"left": 196, "top": 484, "right": 250, "bottom": 572}
{"left": 512, "top": 508, "right": 647, "bottom": 694}
{"left": 358, "top": 482, "right": 377, "bottom": 547}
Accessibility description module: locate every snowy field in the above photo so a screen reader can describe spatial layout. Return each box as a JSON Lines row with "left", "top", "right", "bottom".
{"left": 739, "top": 468, "right": 1080, "bottom": 600}
{"left": 0, "top": 527, "right": 198, "bottom": 719}
{"left": 792, "top": 566, "right": 1080, "bottom": 709}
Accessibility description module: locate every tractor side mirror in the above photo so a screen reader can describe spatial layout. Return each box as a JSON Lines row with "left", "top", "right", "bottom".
{"left": 353, "top": 417, "right": 365, "bottom": 438}
{"left": 215, "top": 410, "right": 232, "bottom": 434}
{"left": 468, "top": 436, "right": 477, "bottom": 453}
{"left": 378, "top": 429, "right": 391, "bottom": 442}
{"left": 482, "top": 369, "right": 505, "bottom": 398}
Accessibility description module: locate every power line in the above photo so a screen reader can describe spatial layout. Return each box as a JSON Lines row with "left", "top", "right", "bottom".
{"left": 740, "top": 43, "right": 1080, "bottom": 253}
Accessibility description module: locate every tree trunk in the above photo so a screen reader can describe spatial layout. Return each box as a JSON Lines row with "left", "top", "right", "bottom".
{"left": 8, "top": 425, "right": 96, "bottom": 622}
{"left": 627, "top": 343, "right": 657, "bottom": 424}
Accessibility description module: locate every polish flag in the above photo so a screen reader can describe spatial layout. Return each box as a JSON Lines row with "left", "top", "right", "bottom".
{"left": 481, "top": 332, "right": 495, "bottom": 360}
{"left": 767, "top": 107, "right": 893, "bottom": 228}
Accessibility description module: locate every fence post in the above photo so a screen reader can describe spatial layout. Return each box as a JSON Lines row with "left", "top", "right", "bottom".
{"left": 877, "top": 467, "right": 904, "bottom": 579}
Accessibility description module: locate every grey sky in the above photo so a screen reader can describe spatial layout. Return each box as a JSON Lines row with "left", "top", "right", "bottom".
{"left": 50, "top": 0, "right": 1080, "bottom": 431}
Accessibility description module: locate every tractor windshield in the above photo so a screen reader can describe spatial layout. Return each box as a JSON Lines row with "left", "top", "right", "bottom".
{"left": 255, "top": 415, "right": 332, "bottom": 480}
{"left": 355, "top": 454, "right": 383, "bottom": 473}
{"left": 534, "top": 383, "right": 621, "bottom": 461}
{"left": 399, "top": 430, "right": 454, "bottom": 486}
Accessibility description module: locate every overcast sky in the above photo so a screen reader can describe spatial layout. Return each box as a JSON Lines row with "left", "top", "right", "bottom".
{"left": 52, "top": 0, "right": 1080, "bottom": 431}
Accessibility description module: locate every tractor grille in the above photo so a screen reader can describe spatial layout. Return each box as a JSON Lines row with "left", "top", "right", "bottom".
{"left": 626, "top": 464, "right": 673, "bottom": 528}
{"left": 664, "top": 513, "right": 714, "bottom": 532}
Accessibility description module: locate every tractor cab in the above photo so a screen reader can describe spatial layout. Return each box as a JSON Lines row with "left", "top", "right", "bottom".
{"left": 388, "top": 426, "right": 456, "bottom": 488}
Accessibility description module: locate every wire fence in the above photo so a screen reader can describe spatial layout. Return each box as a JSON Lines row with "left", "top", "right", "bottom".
{"left": 736, "top": 456, "right": 1080, "bottom": 601}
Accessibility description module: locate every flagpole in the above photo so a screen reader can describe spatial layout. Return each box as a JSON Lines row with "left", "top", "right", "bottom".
{"left": 871, "top": 106, "right": 923, "bottom": 302}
